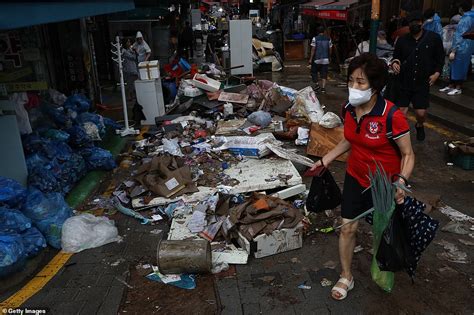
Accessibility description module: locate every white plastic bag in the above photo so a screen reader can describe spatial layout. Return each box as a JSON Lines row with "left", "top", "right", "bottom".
{"left": 162, "top": 138, "right": 183, "bottom": 157}
{"left": 61, "top": 214, "right": 121, "bottom": 253}
{"left": 10, "top": 92, "right": 32, "bottom": 135}
{"left": 319, "top": 112, "right": 342, "bottom": 129}
{"left": 294, "top": 86, "right": 324, "bottom": 123}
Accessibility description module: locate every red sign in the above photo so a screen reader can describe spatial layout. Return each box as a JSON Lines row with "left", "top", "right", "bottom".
{"left": 302, "top": 9, "right": 348, "bottom": 21}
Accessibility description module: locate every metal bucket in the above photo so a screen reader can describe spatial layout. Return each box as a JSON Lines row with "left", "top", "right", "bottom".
{"left": 157, "top": 239, "right": 211, "bottom": 274}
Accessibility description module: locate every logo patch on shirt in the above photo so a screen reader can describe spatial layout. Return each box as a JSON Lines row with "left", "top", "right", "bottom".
{"left": 365, "top": 121, "right": 383, "bottom": 139}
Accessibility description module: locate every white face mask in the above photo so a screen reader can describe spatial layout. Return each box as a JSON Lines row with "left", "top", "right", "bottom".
{"left": 348, "top": 87, "right": 373, "bottom": 107}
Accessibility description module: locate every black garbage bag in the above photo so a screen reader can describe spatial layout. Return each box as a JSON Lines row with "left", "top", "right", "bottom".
{"left": 306, "top": 168, "right": 342, "bottom": 213}
{"left": 376, "top": 203, "right": 416, "bottom": 273}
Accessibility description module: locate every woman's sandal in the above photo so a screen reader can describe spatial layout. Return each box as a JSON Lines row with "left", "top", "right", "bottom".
{"left": 331, "top": 276, "right": 354, "bottom": 301}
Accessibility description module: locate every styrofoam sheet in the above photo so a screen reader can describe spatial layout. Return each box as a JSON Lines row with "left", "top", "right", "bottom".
{"left": 132, "top": 157, "right": 303, "bottom": 208}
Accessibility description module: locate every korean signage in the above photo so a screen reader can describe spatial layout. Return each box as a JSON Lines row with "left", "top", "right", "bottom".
{"left": 302, "top": 9, "right": 348, "bottom": 21}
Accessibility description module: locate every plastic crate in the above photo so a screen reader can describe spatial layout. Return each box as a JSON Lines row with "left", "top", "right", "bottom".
{"left": 453, "top": 154, "right": 474, "bottom": 170}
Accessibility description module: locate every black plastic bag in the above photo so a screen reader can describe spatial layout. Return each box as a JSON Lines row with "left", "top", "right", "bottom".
{"left": 376, "top": 204, "right": 416, "bottom": 272}
{"left": 305, "top": 168, "right": 342, "bottom": 213}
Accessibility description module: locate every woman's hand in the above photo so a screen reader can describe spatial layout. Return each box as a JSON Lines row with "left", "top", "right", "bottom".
{"left": 394, "top": 178, "right": 406, "bottom": 205}
{"left": 310, "top": 157, "right": 325, "bottom": 171}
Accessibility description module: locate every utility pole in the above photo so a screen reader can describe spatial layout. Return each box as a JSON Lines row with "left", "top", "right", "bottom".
{"left": 369, "top": 0, "right": 380, "bottom": 53}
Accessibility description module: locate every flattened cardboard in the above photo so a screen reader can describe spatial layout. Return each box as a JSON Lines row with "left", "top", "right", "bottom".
{"left": 307, "top": 123, "right": 348, "bottom": 162}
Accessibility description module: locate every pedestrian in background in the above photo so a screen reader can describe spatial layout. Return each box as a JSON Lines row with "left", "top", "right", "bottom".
{"left": 133, "top": 31, "right": 151, "bottom": 63}
{"left": 179, "top": 21, "right": 194, "bottom": 60}
{"left": 391, "top": 10, "right": 444, "bottom": 141}
{"left": 309, "top": 26, "right": 332, "bottom": 94}
{"left": 442, "top": 2, "right": 474, "bottom": 96}
{"left": 122, "top": 38, "right": 138, "bottom": 101}
{"left": 310, "top": 53, "right": 414, "bottom": 301}
{"left": 438, "top": 14, "right": 461, "bottom": 90}
{"left": 423, "top": 9, "right": 443, "bottom": 38}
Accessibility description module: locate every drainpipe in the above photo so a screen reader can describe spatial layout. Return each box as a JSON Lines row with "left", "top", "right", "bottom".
{"left": 369, "top": 0, "right": 380, "bottom": 53}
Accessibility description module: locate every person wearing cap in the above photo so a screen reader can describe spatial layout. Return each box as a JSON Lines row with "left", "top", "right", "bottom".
{"left": 132, "top": 31, "right": 151, "bottom": 63}
{"left": 391, "top": 10, "right": 444, "bottom": 141}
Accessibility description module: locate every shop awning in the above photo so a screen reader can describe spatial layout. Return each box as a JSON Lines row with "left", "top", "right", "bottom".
{"left": 301, "top": 0, "right": 361, "bottom": 21}
{"left": 300, "top": 0, "right": 335, "bottom": 9}
{"left": 317, "top": 0, "right": 359, "bottom": 10}
{"left": 0, "top": 0, "right": 135, "bottom": 30}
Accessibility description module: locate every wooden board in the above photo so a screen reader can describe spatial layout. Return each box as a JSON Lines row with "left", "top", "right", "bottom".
{"left": 307, "top": 123, "right": 348, "bottom": 162}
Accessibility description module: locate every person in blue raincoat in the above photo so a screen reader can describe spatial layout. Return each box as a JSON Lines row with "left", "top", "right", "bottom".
{"left": 423, "top": 9, "right": 443, "bottom": 38}
{"left": 446, "top": 2, "right": 474, "bottom": 95}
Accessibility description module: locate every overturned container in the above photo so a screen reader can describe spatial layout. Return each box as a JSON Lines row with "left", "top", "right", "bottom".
{"left": 157, "top": 239, "right": 211, "bottom": 274}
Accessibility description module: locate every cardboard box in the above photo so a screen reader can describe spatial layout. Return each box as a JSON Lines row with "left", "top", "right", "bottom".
{"left": 307, "top": 123, "right": 348, "bottom": 162}
{"left": 138, "top": 60, "right": 160, "bottom": 80}
{"left": 237, "top": 223, "right": 303, "bottom": 258}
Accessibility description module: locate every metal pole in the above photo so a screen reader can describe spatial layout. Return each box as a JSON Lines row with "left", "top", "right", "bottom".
{"left": 369, "top": 0, "right": 380, "bottom": 53}
{"left": 116, "top": 35, "right": 130, "bottom": 131}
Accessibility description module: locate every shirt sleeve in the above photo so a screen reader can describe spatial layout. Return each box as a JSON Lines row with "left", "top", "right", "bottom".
{"left": 392, "top": 37, "right": 402, "bottom": 62}
{"left": 391, "top": 109, "right": 410, "bottom": 139}
{"left": 144, "top": 42, "right": 151, "bottom": 53}
{"left": 310, "top": 37, "right": 316, "bottom": 47}
{"left": 452, "top": 15, "right": 469, "bottom": 51}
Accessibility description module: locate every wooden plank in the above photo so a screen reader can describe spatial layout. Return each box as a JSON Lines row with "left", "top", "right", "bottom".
{"left": 307, "top": 123, "right": 348, "bottom": 162}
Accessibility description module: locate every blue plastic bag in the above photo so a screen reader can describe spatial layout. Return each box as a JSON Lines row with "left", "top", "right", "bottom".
{"left": 43, "top": 129, "right": 70, "bottom": 142}
{"left": 64, "top": 94, "right": 91, "bottom": 113}
{"left": 0, "top": 234, "right": 25, "bottom": 268}
{"left": 77, "top": 113, "right": 106, "bottom": 138}
{"left": 67, "top": 125, "right": 92, "bottom": 147}
{"left": 0, "top": 176, "right": 27, "bottom": 207}
{"left": 78, "top": 147, "right": 117, "bottom": 171}
{"left": 22, "top": 189, "right": 72, "bottom": 248}
{"left": 103, "top": 117, "right": 122, "bottom": 131}
{"left": 0, "top": 207, "right": 32, "bottom": 233}
{"left": 21, "top": 227, "right": 47, "bottom": 257}
{"left": 26, "top": 154, "right": 61, "bottom": 193}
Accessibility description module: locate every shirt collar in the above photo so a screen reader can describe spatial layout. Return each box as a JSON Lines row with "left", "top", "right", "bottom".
{"left": 345, "top": 94, "right": 387, "bottom": 116}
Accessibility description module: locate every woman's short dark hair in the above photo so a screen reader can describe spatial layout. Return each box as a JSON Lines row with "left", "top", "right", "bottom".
{"left": 347, "top": 53, "right": 388, "bottom": 93}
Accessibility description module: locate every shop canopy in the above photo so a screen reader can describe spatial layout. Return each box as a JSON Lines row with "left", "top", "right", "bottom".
{"left": 300, "top": 0, "right": 360, "bottom": 21}
{"left": 0, "top": 0, "right": 135, "bottom": 30}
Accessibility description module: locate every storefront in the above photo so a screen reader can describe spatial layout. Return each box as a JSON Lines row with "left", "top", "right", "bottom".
{"left": 0, "top": 1, "right": 135, "bottom": 99}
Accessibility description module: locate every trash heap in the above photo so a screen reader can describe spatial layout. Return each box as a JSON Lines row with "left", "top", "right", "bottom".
{"left": 100, "top": 72, "right": 346, "bottom": 287}
{"left": 0, "top": 90, "right": 121, "bottom": 276}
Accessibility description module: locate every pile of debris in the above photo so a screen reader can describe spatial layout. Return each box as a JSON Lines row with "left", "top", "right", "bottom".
{"left": 0, "top": 90, "right": 122, "bottom": 276}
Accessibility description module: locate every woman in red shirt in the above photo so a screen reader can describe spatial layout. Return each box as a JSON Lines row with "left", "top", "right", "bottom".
{"left": 310, "top": 53, "right": 415, "bottom": 300}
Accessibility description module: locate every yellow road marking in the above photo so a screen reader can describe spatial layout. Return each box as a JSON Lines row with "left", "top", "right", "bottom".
{"left": 406, "top": 112, "right": 459, "bottom": 138}
{"left": 0, "top": 252, "right": 73, "bottom": 310}
{"left": 0, "top": 126, "right": 148, "bottom": 309}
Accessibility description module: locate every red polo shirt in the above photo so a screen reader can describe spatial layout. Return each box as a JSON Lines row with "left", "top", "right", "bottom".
{"left": 343, "top": 95, "right": 410, "bottom": 188}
